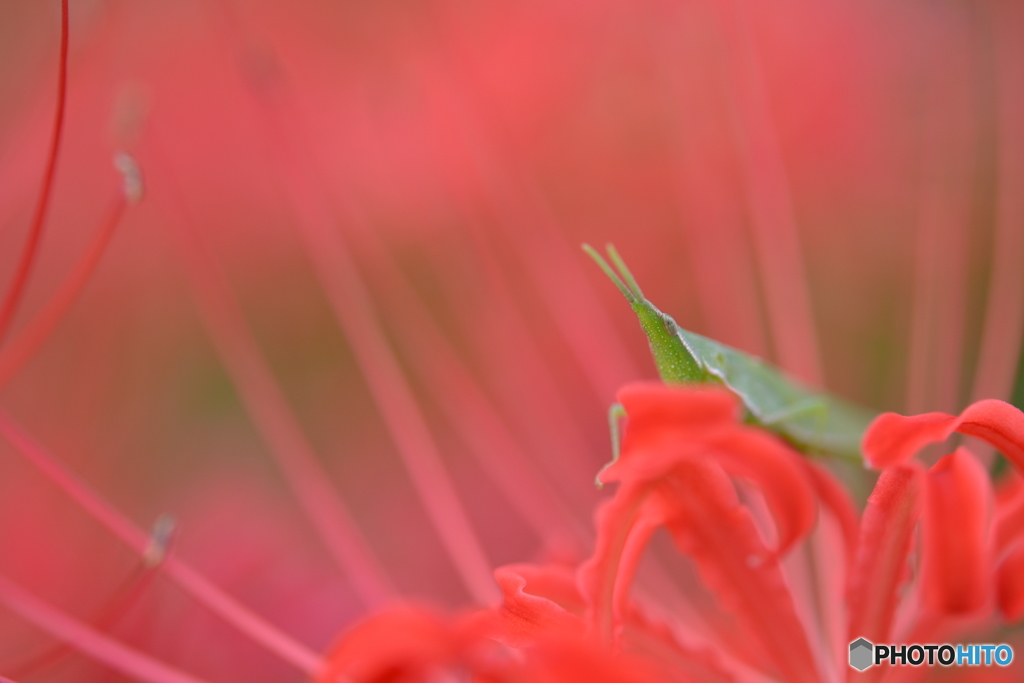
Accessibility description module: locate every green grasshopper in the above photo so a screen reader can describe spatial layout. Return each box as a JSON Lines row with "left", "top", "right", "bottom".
{"left": 585, "top": 244, "right": 875, "bottom": 466}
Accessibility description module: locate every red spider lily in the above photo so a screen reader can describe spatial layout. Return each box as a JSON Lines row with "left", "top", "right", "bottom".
{"left": 316, "top": 559, "right": 730, "bottom": 683}
{"left": 575, "top": 383, "right": 836, "bottom": 682}
{"left": 2, "top": 0, "right": 1024, "bottom": 681}
{"left": 580, "top": 385, "right": 819, "bottom": 676}
{"left": 317, "top": 384, "right": 1024, "bottom": 683}
{"left": 863, "top": 401, "right": 1024, "bottom": 626}
{"left": 315, "top": 601, "right": 679, "bottom": 683}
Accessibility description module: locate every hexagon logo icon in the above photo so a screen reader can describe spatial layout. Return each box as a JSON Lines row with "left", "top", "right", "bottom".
{"left": 849, "top": 638, "right": 874, "bottom": 671}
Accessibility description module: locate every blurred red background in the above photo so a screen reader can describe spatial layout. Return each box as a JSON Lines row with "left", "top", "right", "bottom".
{"left": 0, "top": 0, "right": 1021, "bottom": 680}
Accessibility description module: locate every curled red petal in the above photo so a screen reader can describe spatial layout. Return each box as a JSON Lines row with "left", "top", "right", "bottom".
{"left": 497, "top": 564, "right": 585, "bottom": 614}
{"left": 616, "top": 383, "right": 740, "bottom": 450}
{"left": 493, "top": 564, "right": 585, "bottom": 647}
{"left": 609, "top": 515, "right": 661, "bottom": 626}
{"left": 922, "top": 449, "right": 993, "bottom": 615}
{"left": 847, "top": 462, "right": 925, "bottom": 644}
{"left": 577, "top": 482, "right": 654, "bottom": 640}
{"left": 494, "top": 565, "right": 741, "bottom": 682}
{"left": 662, "top": 458, "right": 820, "bottom": 683}
{"left": 956, "top": 401, "right": 1024, "bottom": 470}
{"left": 863, "top": 400, "right": 1024, "bottom": 470}
{"left": 609, "top": 384, "right": 817, "bottom": 555}
{"left": 706, "top": 429, "right": 817, "bottom": 554}
{"left": 318, "top": 606, "right": 457, "bottom": 683}
{"left": 996, "top": 540, "right": 1024, "bottom": 623}
{"left": 598, "top": 440, "right": 707, "bottom": 486}
{"left": 601, "top": 384, "right": 739, "bottom": 487}
{"left": 863, "top": 411, "right": 955, "bottom": 468}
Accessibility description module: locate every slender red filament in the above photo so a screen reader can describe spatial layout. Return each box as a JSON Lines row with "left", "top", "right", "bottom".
{"left": 972, "top": 6, "right": 1024, "bottom": 405}
{"left": 0, "top": 410, "right": 325, "bottom": 674}
{"left": 0, "top": 193, "right": 126, "bottom": 390}
{"left": 715, "top": 0, "right": 823, "bottom": 387}
{"left": 150, "top": 136, "right": 394, "bottom": 608}
{"left": 351, "top": 216, "right": 583, "bottom": 545}
{"left": 211, "top": 1, "right": 498, "bottom": 606}
{"left": 905, "top": 28, "right": 976, "bottom": 415}
{"left": 0, "top": 573, "right": 211, "bottom": 683}
{"left": 4, "top": 560, "right": 159, "bottom": 677}
{"left": 0, "top": 0, "right": 70, "bottom": 344}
